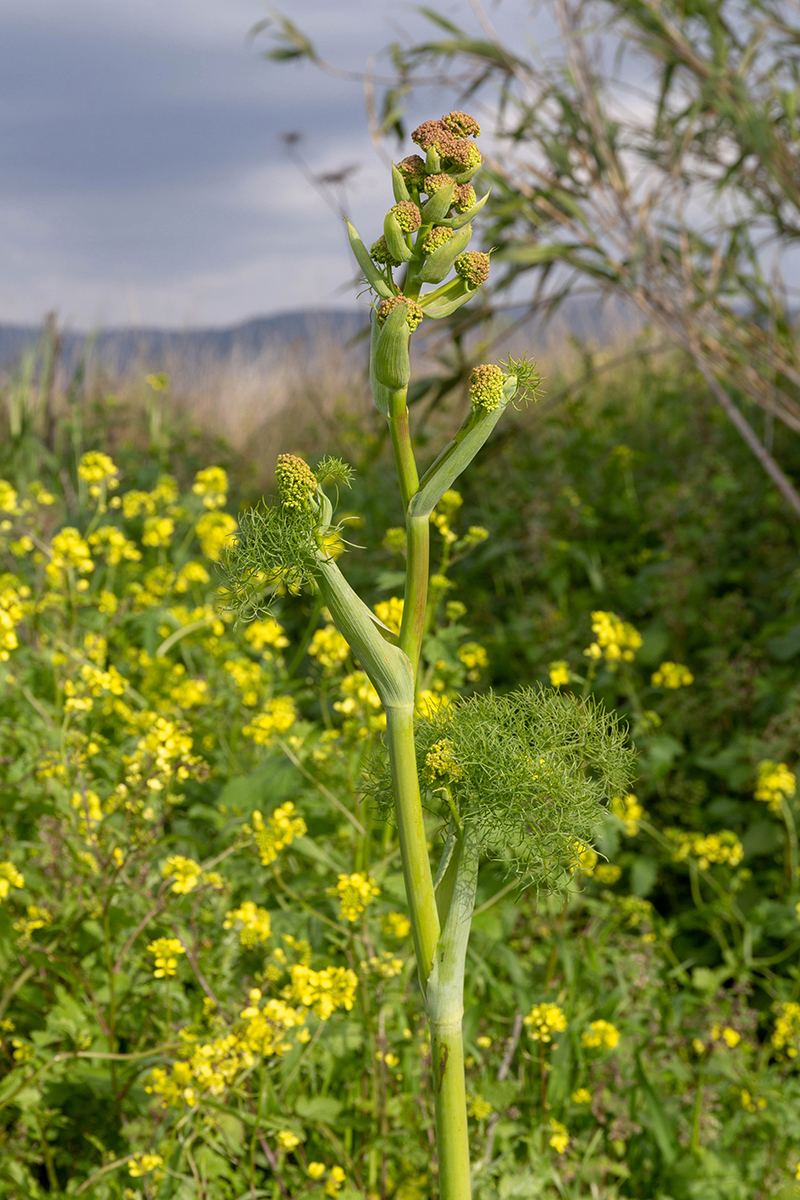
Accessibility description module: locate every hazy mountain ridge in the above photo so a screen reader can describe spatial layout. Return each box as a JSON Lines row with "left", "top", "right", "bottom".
{"left": 0, "top": 297, "right": 646, "bottom": 375}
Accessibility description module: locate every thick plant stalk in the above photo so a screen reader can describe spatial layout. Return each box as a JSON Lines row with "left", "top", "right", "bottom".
{"left": 427, "top": 828, "right": 479, "bottom": 1200}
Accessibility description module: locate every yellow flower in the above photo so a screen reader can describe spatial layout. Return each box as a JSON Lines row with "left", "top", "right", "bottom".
{"left": 147, "top": 937, "right": 185, "bottom": 978}
{"left": 571, "top": 1088, "right": 591, "bottom": 1104}
{"left": 13, "top": 905, "right": 52, "bottom": 942}
{"left": 524, "top": 1003, "right": 567, "bottom": 1043}
{"left": 308, "top": 625, "right": 350, "bottom": 670}
{"left": 249, "top": 802, "right": 306, "bottom": 865}
{"left": 611, "top": 793, "right": 646, "bottom": 836}
{"left": 244, "top": 618, "right": 289, "bottom": 654}
{"left": 162, "top": 855, "right": 203, "bottom": 894}
{"left": 458, "top": 642, "right": 488, "bottom": 676}
{"left": 549, "top": 661, "right": 570, "bottom": 687}
{"left": 277, "top": 1130, "right": 301, "bottom": 1151}
{"left": 476, "top": 1036, "right": 492, "bottom": 1049}
{"left": 669, "top": 829, "right": 743, "bottom": 870}
{"left": 142, "top": 515, "right": 175, "bottom": 548}
{"left": 754, "top": 760, "right": 796, "bottom": 815}
{"left": 468, "top": 1094, "right": 492, "bottom": 1120}
{"left": 283, "top": 964, "right": 358, "bottom": 1020}
{"left": 584, "top": 610, "right": 641, "bottom": 666}
{"left": 569, "top": 840, "right": 598, "bottom": 874}
{"left": 424, "top": 738, "right": 462, "bottom": 783}
{"left": 651, "top": 661, "right": 694, "bottom": 688}
{"left": 772, "top": 1000, "right": 800, "bottom": 1058}
{"left": 308, "top": 1163, "right": 326, "bottom": 1180}
{"left": 711, "top": 1023, "right": 741, "bottom": 1048}
{"left": 223, "top": 901, "right": 271, "bottom": 946}
{"left": 78, "top": 451, "right": 119, "bottom": 494}
{"left": 416, "top": 690, "right": 451, "bottom": 718}
{"left": 192, "top": 466, "right": 228, "bottom": 509}
{"left": 128, "top": 1153, "right": 163, "bottom": 1178}
{"left": 548, "top": 1119, "right": 569, "bottom": 1154}
{"left": 582, "top": 1019, "right": 620, "bottom": 1050}
{"left": 242, "top": 696, "right": 297, "bottom": 746}
{"left": 195, "top": 510, "right": 237, "bottom": 561}
{"left": 329, "top": 872, "right": 380, "bottom": 922}
{"left": 373, "top": 596, "right": 404, "bottom": 636}
{"left": 0, "top": 861, "right": 25, "bottom": 900}
{"left": 594, "top": 864, "right": 622, "bottom": 884}
{"left": 383, "top": 911, "right": 411, "bottom": 939}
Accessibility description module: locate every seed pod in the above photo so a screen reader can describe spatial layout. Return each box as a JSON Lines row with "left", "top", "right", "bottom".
{"left": 418, "top": 223, "right": 473, "bottom": 284}
{"left": 391, "top": 163, "right": 411, "bottom": 203}
{"left": 420, "top": 180, "right": 456, "bottom": 224}
{"left": 383, "top": 211, "right": 414, "bottom": 263}
{"left": 345, "top": 219, "right": 395, "bottom": 299}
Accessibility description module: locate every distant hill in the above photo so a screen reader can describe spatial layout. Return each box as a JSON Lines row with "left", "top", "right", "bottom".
{"left": 0, "top": 297, "right": 644, "bottom": 375}
{"left": 0, "top": 310, "right": 371, "bottom": 374}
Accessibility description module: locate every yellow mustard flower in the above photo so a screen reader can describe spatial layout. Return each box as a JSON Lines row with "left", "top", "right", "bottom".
{"left": 162, "top": 855, "right": 203, "bottom": 894}
{"left": 754, "top": 760, "right": 796, "bottom": 815}
{"left": 223, "top": 901, "right": 271, "bottom": 946}
{"left": 195, "top": 510, "right": 237, "bottom": 561}
{"left": 308, "top": 625, "right": 350, "bottom": 670}
{"left": 147, "top": 937, "right": 185, "bottom": 978}
{"left": 582, "top": 1019, "right": 620, "bottom": 1050}
{"left": 242, "top": 696, "right": 297, "bottom": 745}
{"left": 669, "top": 829, "right": 743, "bottom": 870}
{"left": 584, "top": 610, "right": 642, "bottom": 665}
{"left": 549, "top": 661, "right": 570, "bottom": 687}
{"left": 772, "top": 1000, "right": 800, "bottom": 1058}
{"left": 373, "top": 596, "right": 404, "bottom": 636}
{"left": 0, "top": 861, "right": 25, "bottom": 900}
{"left": 383, "top": 911, "right": 411, "bottom": 939}
{"left": 549, "top": 1119, "right": 569, "bottom": 1154}
{"left": 250, "top": 802, "right": 306, "bottom": 865}
{"left": 244, "top": 617, "right": 289, "bottom": 654}
{"left": 329, "top": 872, "right": 380, "bottom": 922}
{"left": 572, "top": 1088, "right": 591, "bottom": 1104}
{"left": 308, "top": 1163, "right": 326, "bottom": 1180}
{"left": 594, "top": 864, "right": 622, "bottom": 884}
{"left": 651, "top": 661, "right": 694, "bottom": 688}
{"left": 611, "top": 793, "right": 646, "bottom": 836}
{"left": 524, "top": 1003, "right": 567, "bottom": 1043}
{"left": 468, "top": 1094, "right": 492, "bottom": 1120}
{"left": 192, "top": 466, "right": 228, "bottom": 509}
{"left": 283, "top": 964, "right": 358, "bottom": 1020}
{"left": 128, "top": 1153, "right": 163, "bottom": 1179}
{"left": 277, "top": 1130, "right": 301, "bottom": 1151}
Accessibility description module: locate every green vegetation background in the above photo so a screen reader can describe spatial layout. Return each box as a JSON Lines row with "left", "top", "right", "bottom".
{"left": 1, "top": 340, "right": 800, "bottom": 1200}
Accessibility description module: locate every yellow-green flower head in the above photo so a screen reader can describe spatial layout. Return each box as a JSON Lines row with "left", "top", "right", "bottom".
{"left": 421, "top": 226, "right": 454, "bottom": 256}
{"left": 454, "top": 183, "right": 477, "bottom": 212}
{"left": 424, "top": 738, "right": 463, "bottom": 783}
{"left": 444, "top": 139, "right": 482, "bottom": 173}
{"left": 389, "top": 201, "right": 422, "bottom": 233}
{"left": 455, "top": 251, "right": 491, "bottom": 288}
{"left": 376, "top": 295, "right": 424, "bottom": 332}
{"left": 397, "top": 154, "right": 427, "bottom": 186}
{"left": 469, "top": 364, "right": 506, "bottom": 411}
{"left": 411, "top": 118, "right": 456, "bottom": 154}
{"left": 370, "top": 235, "right": 400, "bottom": 267}
{"left": 442, "top": 110, "right": 481, "bottom": 138}
{"left": 275, "top": 454, "right": 317, "bottom": 510}
{"left": 424, "top": 173, "right": 455, "bottom": 195}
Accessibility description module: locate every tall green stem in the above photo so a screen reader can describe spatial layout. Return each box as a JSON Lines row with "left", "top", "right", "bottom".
{"left": 385, "top": 704, "right": 439, "bottom": 988}
{"left": 388, "top": 387, "right": 419, "bottom": 512}
{"left": 399, "top": 513, "right": 429, "bottom": 678}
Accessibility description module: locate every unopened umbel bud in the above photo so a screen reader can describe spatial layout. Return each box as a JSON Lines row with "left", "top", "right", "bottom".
{"left": 453, "top": 183, "right": 477, "bottom": 213}
{"left": 276, "top": 454, "right": 317, "bottom": 510}
{"left": 411, "top": 119, "right": 456, "bottom": 155}
{"left": 421, "top": 227, "right": 454, "bottom": 256}
{"left": 376, "top": 295, "right": 424, "bottom": 331}
{"left": 469, "top": 365, "right": 506, "bottom": 412}
{"left": 371, "top": 236, "right": 400, "bottom": 267}
{"left": 389, "top": 202, "right": 422, "bottom": 233}
{"left": 424, "top": 173, "right": 455, "bottom": 195}
{"left": 441, "top": 110, "right": 481, "bottom": 139}
{"left": 397, "top": 155, "right": 427, "bottom": 187}
{"left": 444, "top": 140, "right": 482, "bottom": 174}
{"left": 454, "top": 251, "right": 491, "bottom": 288}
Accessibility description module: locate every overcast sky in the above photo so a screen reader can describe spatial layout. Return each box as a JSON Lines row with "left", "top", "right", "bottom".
{"left": 0, "top": 0, "right": 542, "bottom": 330}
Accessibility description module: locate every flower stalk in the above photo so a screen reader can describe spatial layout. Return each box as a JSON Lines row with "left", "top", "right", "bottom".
{"left": 220, "top": 108, "right": 632, "bottom": 1200}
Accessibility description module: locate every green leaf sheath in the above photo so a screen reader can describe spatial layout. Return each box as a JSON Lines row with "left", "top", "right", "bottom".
{"left": 427, "top": 828, "right": 479, "bottom": 1200}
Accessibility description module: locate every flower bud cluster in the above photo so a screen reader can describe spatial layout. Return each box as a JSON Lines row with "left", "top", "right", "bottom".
{"left": 376, "top": 296, "right": 424, "bottom": 331}
{"left": 275, "top": 455, "right": 317, "bottom": 511}
{"left": 469, "top": 364, "right": 506, "bottom": 412}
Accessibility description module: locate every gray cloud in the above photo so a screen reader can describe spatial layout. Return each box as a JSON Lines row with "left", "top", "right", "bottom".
{"left": 0, "top": 0, "right": 532, "bottom": 328}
